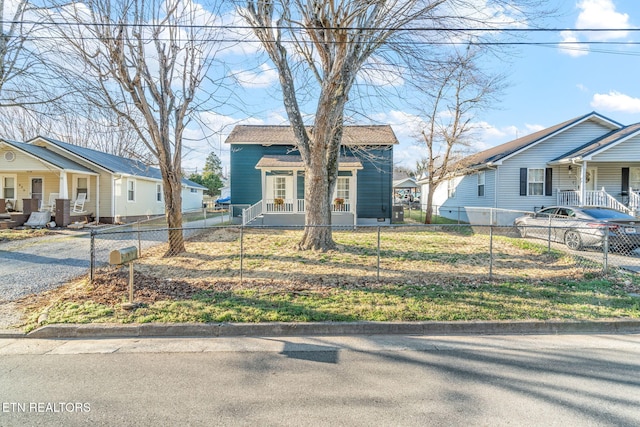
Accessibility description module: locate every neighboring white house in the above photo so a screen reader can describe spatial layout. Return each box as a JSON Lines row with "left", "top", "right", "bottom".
{"left": 0, "top": 136, "right": 205, "bottom": 224}
{"left": 419, "top": 112, "right": 640, "bottom": 223}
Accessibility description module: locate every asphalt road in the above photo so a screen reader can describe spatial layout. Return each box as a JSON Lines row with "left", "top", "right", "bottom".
{"left": 1, "top": 334, "right": 640, "bottom": 426}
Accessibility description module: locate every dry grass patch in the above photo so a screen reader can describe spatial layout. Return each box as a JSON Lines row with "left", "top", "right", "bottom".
{"left": 17, "top": 226, "right": 640, "bottom": 330}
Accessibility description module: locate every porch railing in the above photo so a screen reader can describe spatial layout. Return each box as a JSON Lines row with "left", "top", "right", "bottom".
{"left": 557, "top": 188, "right": 631, "bottom": 214}
{"left": 242, "top": 200, "right": 262, "bottom": 226}
{"left": 630, "top": 187, "right": 640, "bottom": 212}
{"left": 243, "top": 198, "right": 354, "bottom": 225}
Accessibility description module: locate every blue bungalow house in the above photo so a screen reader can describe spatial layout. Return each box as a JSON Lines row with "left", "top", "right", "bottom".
{"left": 226, "top": 125, "right": 398, "bottom": 225}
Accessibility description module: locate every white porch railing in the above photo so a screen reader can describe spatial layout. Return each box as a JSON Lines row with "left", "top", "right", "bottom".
{"left": 557, "top": 188, "right": 632, "bottom": 214}
{"left": 630, "top": 187, "right": 640, "bottom": 212}
{"left": 242, "top": 200, "right": 263, "bottom": 225}
{"left": 265, "top": 199, "right": 295, "bottom": 213}
{"left": 243, "top": 198, "right": 356, "bottom": 225}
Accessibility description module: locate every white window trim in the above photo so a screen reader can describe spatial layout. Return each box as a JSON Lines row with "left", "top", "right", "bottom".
{"left": 448, "top": 178, "right": 456, "bottom": 198}
{"left": 156, "top": 183, "right": 163, "bottom": 203}
{"left": 72, "top": 174, "right": 90, "bottom": 201}
{"left": 1, "top": 174, "right": 17, "bottom": 199}
{"left": 335, "top": 177, "right": 350, "bottom": 201}
{"left": 127, "top": 178, "right": 136, "bottom": 202}
{"left": 274, "top": 176, "right": 286, "bottom": 200}
{"left": 528, "top": 168, "right": 545, "bottom": 196}
{"left": 477, "top": 171, "right": 485, "bottom": 198}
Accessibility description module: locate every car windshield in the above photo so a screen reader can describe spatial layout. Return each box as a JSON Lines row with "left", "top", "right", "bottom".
{"left": 581, "top": 208, "right": 636, "bottom": 220}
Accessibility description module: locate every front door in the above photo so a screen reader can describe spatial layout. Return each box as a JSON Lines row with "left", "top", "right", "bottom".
{"left": 31, "top": 178, "right": 43, "bottom": 201}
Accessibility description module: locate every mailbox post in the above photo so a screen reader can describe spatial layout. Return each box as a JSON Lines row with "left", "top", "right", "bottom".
{"left": 109, "top": 246, "right": 139, "bottom": 309}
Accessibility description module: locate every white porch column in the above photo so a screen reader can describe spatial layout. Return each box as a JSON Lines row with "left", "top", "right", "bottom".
{"left": 580, "top": 161, "right": 587, "bottom": 205}
{"left": 293, "top": 169, "right": 298, "bottom": 213}
{"left": 261, "top": 169, "right": 267, "bottom": 214}
{"left": 59, "top": 171, "right": 69, "bottom": 199}
{"left": 95, "top": 175, "right": 100, "bottom": 222}
{"left": 352, "top": 170, "right": 358, "bottom": 225}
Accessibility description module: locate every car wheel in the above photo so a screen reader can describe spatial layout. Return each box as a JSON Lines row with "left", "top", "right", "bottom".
{"left": 564, "top": 230, "right": 583, "bottom": 250}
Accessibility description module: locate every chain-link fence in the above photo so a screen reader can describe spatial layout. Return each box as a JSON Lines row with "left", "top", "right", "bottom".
{"left": 401, "top": 205, "right": 531, "bottom": 226}
{"left": 89, "top": 223, "right": 640, "bottom": 286}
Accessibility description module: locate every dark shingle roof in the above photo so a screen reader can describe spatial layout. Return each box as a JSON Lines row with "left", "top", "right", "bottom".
{"left": 460, "top": 112, "right": 622, "bottom": 169}
{"left": 2, "top": 140, "right": 96, "bottom": 174}
{"left": 226, "top": 125, "right": 399, "bottom": 145}
{"left": 34, "top": 137, "right": 205, "bottom": 189}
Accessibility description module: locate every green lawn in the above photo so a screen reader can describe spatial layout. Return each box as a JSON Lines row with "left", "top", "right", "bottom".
{"left": 21, "top": 226, "right": 640, "bottom": 331}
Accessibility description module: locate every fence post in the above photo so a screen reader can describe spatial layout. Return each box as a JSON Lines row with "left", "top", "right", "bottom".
{"left": 547, "top": 216, "right": 552, "bottom": 253}
{"left": 377, "top": 225, "right": 381, "bottom": 282}
{"left": 603, "top": 231, "right": 609, "bottom": 273}
{"left": 489, "top": 225, "right": 494, "bottom": 280}
{"left": 137, "top": 221, "right": 142, "bottom": 256}
{"left": 89, "top": 229, "right": 96, "bottom": 284}
{"left": 240, "top": 225, "right": 244, "bottom": 285}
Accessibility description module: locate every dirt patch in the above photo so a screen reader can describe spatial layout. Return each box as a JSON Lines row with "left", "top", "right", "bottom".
{"left": 0, "top": 301, "right": 26, "bottom": 330}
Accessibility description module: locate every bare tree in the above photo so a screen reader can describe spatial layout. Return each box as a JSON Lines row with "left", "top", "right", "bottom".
{"left": 0, "top": 0, "right": 62, "bottom": 109}
{"left": 240, "top": 0, "right": 548, "bottom": 250}
{"left": 416, "top": 48, "right": 502, "bottom": 224}
{"left": 46, "top": 0, "right": 227, "bottom": 256}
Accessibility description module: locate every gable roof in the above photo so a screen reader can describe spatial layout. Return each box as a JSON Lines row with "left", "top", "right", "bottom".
{"left": 460, "top": 112, "right": 622, "bottom": 169}
{"left": 552, "top": 122, "right": 640, "bottom": 162}
{"left": 393, "top": 177, "right": 418, "bottom": 189}
{"left": 226, "top": 125, "right": 399, "bottom": 146}
{"left": 31, "top": 136, "right": 205, "bottom": 189}
{"left": 2, "top": 139, "right": 96, "bottom": 174}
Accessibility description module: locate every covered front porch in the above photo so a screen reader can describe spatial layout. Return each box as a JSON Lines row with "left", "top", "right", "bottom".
{"left": 554, "top": 162, "right": 640, "bottom": 215}
{"left": 243, "top": 155, "right": 361, "bottom": 226}
{"left": 1, "top": 140, "right": 99, "bottom": 227}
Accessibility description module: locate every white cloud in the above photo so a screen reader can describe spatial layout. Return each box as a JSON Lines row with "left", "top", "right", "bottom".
{"left": 591, "top": 91, "right": 640, "bottom": 113}
{"left": 559, "top": 0, "right": 631, "bottom": 57}
{"left": 559, "top": 30, "right": 590, "bottom": 57}
{"left": 576, "top": 0, "right": 631, "bottom": 40}
{"left": 233, "top": 63, "right": 279, "bottom": 88}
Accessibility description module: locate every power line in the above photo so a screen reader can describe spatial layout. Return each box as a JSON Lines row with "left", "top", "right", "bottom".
{"left": 2, "top": 19, "right": 639, "bottom": 33}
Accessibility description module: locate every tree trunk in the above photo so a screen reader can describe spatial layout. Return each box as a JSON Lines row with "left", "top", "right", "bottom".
{"left": 163, "top": 170, "right": 185, "bottom": 257}
{"left": 299, "top": 160, "right": 335, "bottom": 250}
{"left": 424, "top": 182, "right": 435, "bottom": 224}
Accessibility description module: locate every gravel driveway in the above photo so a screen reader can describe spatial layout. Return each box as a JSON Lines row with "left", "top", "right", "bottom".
{"left": 0, "top": 232, "right": 92, "bottom": 301}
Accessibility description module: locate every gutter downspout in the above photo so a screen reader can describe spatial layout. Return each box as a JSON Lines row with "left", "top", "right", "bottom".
{"left": 96, "top": 175, "right": 100, "bottom": 223}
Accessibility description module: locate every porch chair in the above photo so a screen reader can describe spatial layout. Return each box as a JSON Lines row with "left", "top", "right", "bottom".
{"left": 72, "top": 193, "right": 87, "bottom": 214}
{"left": 39, "top": 193, "right": 59, "bottom": 212}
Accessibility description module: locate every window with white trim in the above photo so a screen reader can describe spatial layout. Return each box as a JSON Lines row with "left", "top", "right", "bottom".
{"left": 274, "top": 176, "right": 286, "bottom": 199}
{"left": 127, "top": 179, "right": 136, "bottom": 202}
{"left": 336, "top": 177, "right": 350, "bottom": 201}
{"left": 528, "top": 168, "right": 544, "bottom": 196}
{"left": 477, "top": 172, "right": 485, "bottom": 197}
{"left": 447, "top": 179, "right": 456, "bottom": 198}
{"left": 2, "top": 176, "right": 15, "bottom": 199}
{"left": 156, "top": 184, "right": 163, "bottom": 202}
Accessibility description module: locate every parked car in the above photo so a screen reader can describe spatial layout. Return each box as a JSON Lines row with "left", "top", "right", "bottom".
{"left": 514, "top": 206, "right": 640, "bottom": 251}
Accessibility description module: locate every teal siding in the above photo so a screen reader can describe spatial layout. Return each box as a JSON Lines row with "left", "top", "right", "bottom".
{"left": 230, "top": 144, "right": 393, "bottom": 219}
{"left": 230, "top": 145, "right": 295, "bottom": 205}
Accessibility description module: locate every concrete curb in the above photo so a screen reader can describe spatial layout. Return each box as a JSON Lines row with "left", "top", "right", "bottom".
{"left": 24, "top": 319, "right": 640, "bottom": 339}
{"left": 0, "top": 329, "right": 25, "bottom": 338}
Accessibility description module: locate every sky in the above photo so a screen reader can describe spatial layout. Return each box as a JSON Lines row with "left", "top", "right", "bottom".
{"left": 182, "top": 0, "right": 640, "bottom": 175}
